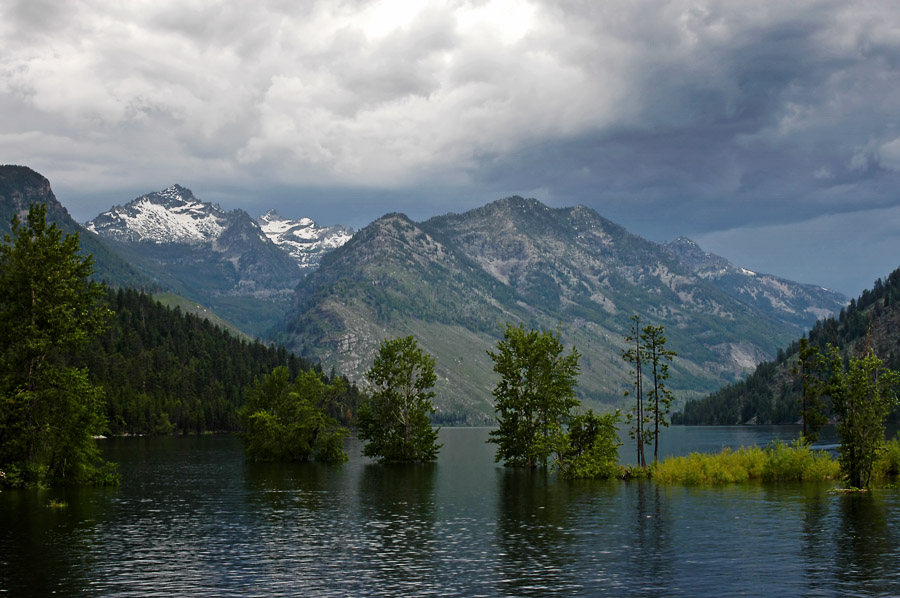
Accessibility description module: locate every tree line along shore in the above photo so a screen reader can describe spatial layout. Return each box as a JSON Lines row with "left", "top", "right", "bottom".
{"left": 1, "top": 204, "right": 898, "bottom": 491}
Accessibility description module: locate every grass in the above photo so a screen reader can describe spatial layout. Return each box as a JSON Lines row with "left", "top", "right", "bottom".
{"left": 651, "top": 440, "right": 841, "bottom": 485}
{"left": 647, "top": 435, "right": 900, "bottom": 486}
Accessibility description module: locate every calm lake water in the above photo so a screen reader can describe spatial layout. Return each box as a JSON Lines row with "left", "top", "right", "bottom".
{"left": 3, "top": 426, "right": 900, "bottom": 597}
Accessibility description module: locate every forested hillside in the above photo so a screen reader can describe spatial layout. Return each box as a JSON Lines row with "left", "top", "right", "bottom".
{"left": 77, "top": 288, "right": 362, "bottom": 435}
{"left": 676, "top": 268, "right": 900, "bottom": 425}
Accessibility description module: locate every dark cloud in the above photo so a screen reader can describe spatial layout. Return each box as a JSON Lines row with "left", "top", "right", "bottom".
{"left": 3, "top": 0, "right": 900, "bottom": 295}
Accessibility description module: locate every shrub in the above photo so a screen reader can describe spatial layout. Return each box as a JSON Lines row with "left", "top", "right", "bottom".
{"left": 652, "top": 442, "right": 839, "bottom": 485}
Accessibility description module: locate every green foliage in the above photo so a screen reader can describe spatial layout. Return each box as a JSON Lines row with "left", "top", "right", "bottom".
{"left": 678, "top": 267, "right": 900, "bottom": 426}
{"left": 830, "top": 348, "right": 900, "bottom": 488}
{"left": 641, "top": 323, "right": 676, "bottom": 463}
{"left": 623, "top": 317, "right": 676, "bottom": 467}
{"left": 488, "top": 324, "right": 581, "bottom": 468}
{"left": 239, "top": 366, "right": 348, "bottom": 462}
{"left": 77, "top": 287, "right": 362, "bottom": 436}
{"left": 875, "top": 433, "right": 900, "bottom": 478}
{"left": 792, "top": 338, "right": 829, "bottom": 444}
{"left": 652, "top": 441, "right": 840, "bottom": 485}
{"left": 0, "top": 204, "right": 116, "bottom": 488}
{"left": 555, "top": 410, "right": 622, "bottom": 479}
{"left": 358, "top": 336, "right": 441, "bottom": 463}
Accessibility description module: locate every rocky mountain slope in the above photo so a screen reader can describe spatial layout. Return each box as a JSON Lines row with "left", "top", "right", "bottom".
{"left": 663, "top": 237, "right": 843, "bottom": 330}
{"left": 278, "top": 196, "right": 848, "bottom": 420}
{"left": 0, "top": 165, "right": 150, "bottom": 288}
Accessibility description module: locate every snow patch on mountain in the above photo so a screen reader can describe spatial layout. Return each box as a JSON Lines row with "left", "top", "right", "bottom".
{"left": 85, "top": 185, "right": 227, "bottom": 244}
{"left": 258, "top": 209, "right": 353, "bottom": 269}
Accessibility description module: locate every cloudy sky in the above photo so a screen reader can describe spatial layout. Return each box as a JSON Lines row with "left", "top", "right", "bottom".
{"left": 2, "top": 0, "right": 900, "bottom": 296}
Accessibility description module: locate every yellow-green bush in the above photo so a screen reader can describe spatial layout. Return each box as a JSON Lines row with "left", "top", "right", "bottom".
{"left": 652, "top": 441, "right": 840, "bottom": 485}
{"left": 875, "top": 434, "right": 900, "bottom": 478}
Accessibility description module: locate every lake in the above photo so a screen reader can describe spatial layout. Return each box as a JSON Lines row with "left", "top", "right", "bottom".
{"left": 2, "top": 426, "right": 900, "bottom": 596}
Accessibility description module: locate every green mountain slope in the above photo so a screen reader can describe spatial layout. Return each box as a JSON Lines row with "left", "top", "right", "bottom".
{"left": 278, "top": 197, "right": 845, "bottom": 420}
{"left": 0, "top": 165, "right": 151, "bottom": 289}
{"left": 676, "top": 268, "right": 900, "bottom": 425}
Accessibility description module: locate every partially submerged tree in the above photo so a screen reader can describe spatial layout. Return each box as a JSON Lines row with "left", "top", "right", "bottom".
{"left": 0, "top": 204, "right": 115, "bottom": 488}
{"left": 622, "top": 316, "right": 647, "bottom": 468}
{"left": 792, "top": 338, "right": 829, "bottom": 444}
{"left": 623, "top": 317, "right": 676, "bottom": 467}
{"left": 488, "top": 324, "right": 580, "bottom": 468}
{"left": 240, "top": 366, "right": 348, "bottom": 462}
{"left": 555, "top": 410, "right": 622, "bottom": 480}
{"left": 641, "top": 324, "right": 676, "bottom": 463}
{"left": 358, "top": 335, "right": 441, "bottom": 463}
{"left": 829, "top": 347, "right": 899, "bottom": 488}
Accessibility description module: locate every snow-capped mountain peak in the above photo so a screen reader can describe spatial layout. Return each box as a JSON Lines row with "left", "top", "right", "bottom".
{"left": 86, "top": 185, "right": 227, "bottom": 245}
{"left": 257, "top": 210, "right": 352, "bottom": 269}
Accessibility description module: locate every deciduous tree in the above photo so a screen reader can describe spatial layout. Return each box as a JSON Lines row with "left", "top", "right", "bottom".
{"left": 488, "top": 324, "right": 580, "bottom": 468}
{"left": 358, "top": 335, "right": 441, "bottom": 463}
{"left": 240, "top": 366, "right": 348, "bottom": 462}
{"left": 829, "top": 347, "right": 899, "bottom": 488}
{"left": 555, "top": 410, "right": 622, "bottom": 479}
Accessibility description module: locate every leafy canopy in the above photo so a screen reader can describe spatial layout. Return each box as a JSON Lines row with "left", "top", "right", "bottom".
{"left": 488, "top": 324, "right": 580, "bottom": 468}
{"left": 358, "top": 335, "right": 441, "bottom": 463}
{"left": 830, "top": 348, "right": 899, "bottom": 488}
{"left": 239, "top": 366, "right": 348, "bottom": 462}
{"left": 0, "top": 204, "right": 115, "bottom": 488}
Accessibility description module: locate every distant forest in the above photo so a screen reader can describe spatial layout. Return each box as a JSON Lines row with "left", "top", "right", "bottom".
{"left": 76, "top": 288, "right": 363, "bottom": 435}
{"left": 676, "top": 268, "right": 900, "bottom": 425}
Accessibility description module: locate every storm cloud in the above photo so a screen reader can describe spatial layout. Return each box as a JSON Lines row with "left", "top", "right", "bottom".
{"left": 2, "top": 0, "right": 899, "bottom": 295}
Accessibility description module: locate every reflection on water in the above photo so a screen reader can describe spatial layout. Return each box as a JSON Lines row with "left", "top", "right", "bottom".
{"left": 835, "top": 493, "right": 900, "bottom": 596}
{"left": 1, "top": 427, "right": 900, "bottom": 596}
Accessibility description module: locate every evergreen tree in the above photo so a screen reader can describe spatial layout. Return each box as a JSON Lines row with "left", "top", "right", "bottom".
{"left": 0, "top": 204, "right": 115, "bottom": 488}
{"left": 357, "top": 336, "right": 441, "bottom": 463}
{"left": 792, "top": 338, "right": 829, "bottom": 444}
{"left": 641, "top": 324, "right": 676, "bottom": 463}
{"left": 488, "top": 324, "right": 580, "bottom": 468}
{"left": 622, "top": 315, "right": 648, "bottom": 468}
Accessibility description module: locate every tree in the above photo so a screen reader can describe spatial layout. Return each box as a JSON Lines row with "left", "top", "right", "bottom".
{"left": 555, "top": 410, "right": 622, "bottom": 479}
{"left": 792, "top": 338, "right": 828, "bottom": 444}
{"left": 357, "top": 336, "right": 441, "bottom": 463}
{"left": 829, "top": 347, "right": 899, "bottom": 488}
{"left": 0, "top": 204, "right": 115, "bottom": 488}
{"left": 622, "top": 315, "right": 648, "bottom": 468}
{"left": 641, "top": 324, "right": 676, "bottom": 463}
{"left": 239, "top": 366, "right": 348, "bottom": 462}
{"left": 488, "top": 324, "right": 581, "bottom": 468}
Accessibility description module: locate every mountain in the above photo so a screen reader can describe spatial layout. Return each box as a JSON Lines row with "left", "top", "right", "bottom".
{"left": 0, "top": 165, "right": 150, "bottom": 288}
{"left": 257, "top": 209, "right": 353, "bottom": 270}
{"left": 86, "top": 185, "right": 304, "bottom": 336}
{"left": 677, "top": 269, "right": 900, "bottom": 425}
{"left": 663, "top": 237, "right": 845, "bottom": 330}
{"left": 278, "top": 196, "right": 848, "bottom": 421}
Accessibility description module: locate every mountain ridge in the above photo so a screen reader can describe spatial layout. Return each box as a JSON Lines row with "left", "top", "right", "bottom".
{"left": 279, "top": 196, "right": 848, "bottom": 419}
